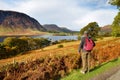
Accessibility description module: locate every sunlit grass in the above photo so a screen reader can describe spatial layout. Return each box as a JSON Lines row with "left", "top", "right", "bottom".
{"left": 61, "top": 58, "right": 120, "bottom": 80}
{"left": 0, "top": 41, "right": 79, "bottom": 69}
{"left": 44, "top": 41, "right": 80, "bottom": 50}
{"left": 0, "top": 26, "right": 49, "bottom": 36}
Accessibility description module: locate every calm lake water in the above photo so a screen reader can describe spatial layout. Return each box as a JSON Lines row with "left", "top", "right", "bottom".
{"left": 0, "top": 35, "right": 78, "bottom": 42}
{"left": 32, "top": 35, "right": 78, "bottom": 41}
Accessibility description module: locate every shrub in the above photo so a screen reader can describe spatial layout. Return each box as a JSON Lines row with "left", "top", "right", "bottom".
{"left": 0, "top": 37, "right": 51, "bottom": 59}
{"left": 59, "top": 39, "right": 75, "bottom": 43}
{"left": 0, "top": 54, "right": 81, "bottom": 80}
{"left": 77, "top": 35, "right": 81, "bottom": 40}
{"left": 51, "top": 40, "right": 59, "bottom": 45}
{"left": 58, "top": 44, "right": 64, "bottom": 48}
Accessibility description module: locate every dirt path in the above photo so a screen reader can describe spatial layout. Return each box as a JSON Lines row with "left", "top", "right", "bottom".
{"left": 107, "top": 68, "right": 120, "bottom": 80}
{"left": 91, "top": 65, "right": 120, "bottom": 80}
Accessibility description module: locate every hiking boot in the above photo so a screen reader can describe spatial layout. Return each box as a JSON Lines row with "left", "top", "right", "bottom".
{"left": 80, "top": 70, "right": 85, "bottom": 74}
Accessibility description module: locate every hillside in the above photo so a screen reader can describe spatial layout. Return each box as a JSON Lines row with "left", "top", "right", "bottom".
{"left": 100, "top": 25, "right": 112, "bottom": 33}
{"left": 43, "top": 24, "right": 72, "bottom": 33}
{"left": 0, "top": 38, "right": 120, "bottom": 80}
{"left": 61, "top": 27, "right": 72, "bottom": 33}
{"left": 0, "top": 10, "right": 73, "bottom": 35}
{"left": 99, "top": 25, "right": 112, "bottom": 36}
{"left": 0, "top": 10, "right": 46, "bottom": 35}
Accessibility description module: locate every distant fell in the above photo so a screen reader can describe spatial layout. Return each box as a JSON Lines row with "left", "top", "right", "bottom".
{"left": 61, "top": 27, "right": 73, "bottom": 33}
{"left": 100, "top": 25, "right": 112, "bottom": 33}
{"left": 43, "top": 24, "right": 72, "bottom": 33}
{"left": 0, "top": 10, "right": 46, "bottom": 35}
{"left": 99, "top": 25, "right": 112, "bottom": 36}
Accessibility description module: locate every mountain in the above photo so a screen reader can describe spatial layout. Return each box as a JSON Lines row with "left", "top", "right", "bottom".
{"left": 61, "top": 27, "right": 73, "bottom": 33}
{"left": 43, "top": 24, "right": 72, "bottom": 33}
{"left": 0, "top": 10, "right": 46, "bottom": 35}
{"left": 100, "top": 25, "right": 112, "bottom": 36}
{"left": 100, "top": 25, "right": 112, "bottom": 33}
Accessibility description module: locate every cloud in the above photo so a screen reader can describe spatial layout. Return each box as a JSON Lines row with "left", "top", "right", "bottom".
{"left": 0, "top": 0, "right": 118, "bottom": 31}
{"left": 74, "top": 9, "right": 118, "bottom": 29}
{"left": 0, "top": 1, "right": 11, "bottom": 9}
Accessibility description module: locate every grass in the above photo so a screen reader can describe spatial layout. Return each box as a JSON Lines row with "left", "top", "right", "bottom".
{"left": 61, "top": 58, "right": 120, "bottom": 80}
{"left": 44, "top": 41, "right": 79, "bottom": 50}
{"left": 0, "top": 41, "right": 79, "bottom": 69}
{"left": 0, "top": 38, "right": 117, "bottom": 69}
{"left": 0, "top": 26, "right": 49, "bottom": 36}
{"left": 0, "top": 37, "right": 120, "bottom": 77}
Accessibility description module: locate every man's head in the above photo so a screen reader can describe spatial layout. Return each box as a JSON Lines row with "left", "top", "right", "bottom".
{"left": 84, "top": 31, "right": 88, "bottom": 36}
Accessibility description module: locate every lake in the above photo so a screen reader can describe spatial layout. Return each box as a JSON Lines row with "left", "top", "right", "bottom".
{"left": 0, "top": 35, "right": 78, "bottom": 42}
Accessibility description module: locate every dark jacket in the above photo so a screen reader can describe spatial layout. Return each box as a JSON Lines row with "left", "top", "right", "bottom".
{"left": 78, "top": 35, "right": 95, "bottom": 52}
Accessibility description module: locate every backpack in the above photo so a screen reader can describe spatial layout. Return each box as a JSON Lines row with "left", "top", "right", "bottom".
{"left": 84, "top": 37, "right": 94, "bottom": 51}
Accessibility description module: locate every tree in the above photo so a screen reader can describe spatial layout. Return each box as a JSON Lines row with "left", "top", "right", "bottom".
{"left": 80, "top": 22, "right": 100, "bottom": 39}
{"left": 1, "top": 37, "right": 51, "bottom": 59}
{"left": 3, "top": 37, "right": 28, "bottom": 53}
{"left": 33, "top": 38, "right": 51, "bottom": 50}
{"left": 109, "top": 0, "right": 120, "bottom": 10}
{"left": 0, "top": 43, "right": 6, "bottom": 59}
{"left": 109, "top": 0, "right": 120, "bottom": 37}
{"left": 3, "top": 37, "right": 16, "bottom": 47}
{"left": 111, "top": 12, "right": 120, "bottom": 36}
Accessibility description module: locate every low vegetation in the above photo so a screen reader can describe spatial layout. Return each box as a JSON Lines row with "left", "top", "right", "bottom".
{"left": 0, "top": 36, "right": 77, "bottom": 59}
{"left": 58, "top": 44, "right": 64, "bottom": 48}
{"left": 62, "top": 58, "right": 120, "bottom": 80}
{"left": 0, "top": 37, "right": 51, "bottom": 59}
{"left": 0, "top": 37, "right": 120, "bottom": 80}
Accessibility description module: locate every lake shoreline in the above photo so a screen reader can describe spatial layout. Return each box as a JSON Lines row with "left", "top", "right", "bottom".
{"left": 0, "top": 35, "right": 78, "bottom": 42}
{"left": 0, "top": 33, "right": 50, "bottom": 37}
{"left": 0, "top": 33, "right": 76, "bottom": 37}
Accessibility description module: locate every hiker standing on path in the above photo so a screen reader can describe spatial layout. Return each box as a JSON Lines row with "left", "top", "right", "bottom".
{"left": 78, "top": 31, "right": 95, "bottom": 74}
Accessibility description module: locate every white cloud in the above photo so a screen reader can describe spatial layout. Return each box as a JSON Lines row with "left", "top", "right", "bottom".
{"left": 0, "top": 0, "right": 118, "bottom": 31}
{"left": 74, "top": 9, "right": 118, "bottom": 29}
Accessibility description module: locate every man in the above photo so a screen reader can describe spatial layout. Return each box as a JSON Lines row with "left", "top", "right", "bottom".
{"left": 78, "top": 31, "right": 95, "bottom": 74}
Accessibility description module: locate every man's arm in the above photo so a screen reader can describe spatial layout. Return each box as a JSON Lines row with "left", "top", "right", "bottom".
{"left": 78, "top": 37, "right": 85, "bottom": 53}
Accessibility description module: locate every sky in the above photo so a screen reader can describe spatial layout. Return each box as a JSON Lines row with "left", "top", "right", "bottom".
{"left": 0, "top": 0, "right": 118, "bottom": 31}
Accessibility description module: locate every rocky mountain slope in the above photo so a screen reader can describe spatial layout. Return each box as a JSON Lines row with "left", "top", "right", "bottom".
{"left": 0, "top": 10, "right": 46, "bottom": 35}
